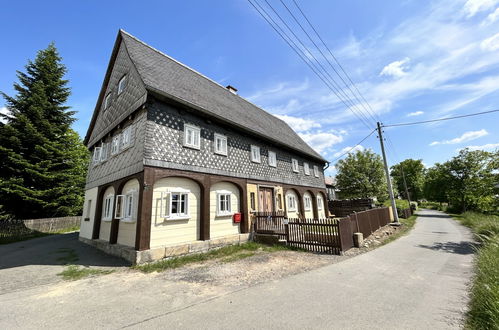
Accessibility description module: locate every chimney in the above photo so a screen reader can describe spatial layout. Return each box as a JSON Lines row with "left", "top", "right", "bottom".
{"left": 226, "top": 85, "right": 238, "bottom": 94}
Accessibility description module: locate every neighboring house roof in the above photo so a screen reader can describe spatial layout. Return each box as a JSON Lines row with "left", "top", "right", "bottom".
{"left": 85, "top": 30, "right": 327, "bottom": 163}
{"left": 324, "top": 176, "right": 336, "bottom": 186}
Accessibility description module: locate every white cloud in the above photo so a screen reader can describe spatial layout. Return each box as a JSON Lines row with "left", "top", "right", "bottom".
{"left": 298, "top": 131, "right": 343, "bottom": 153}
{"left": 480, "top": 33, "right": 499, "bottom": 51}
{"left": 459, "top": 142, "right": 499, "bottom": 151}
{"left": 463, "top": 0, "right": 499, "bottom": 17}
{"left": 333, "top": 145, "right": 365, "bottom": 158}
{"left": 407, "top": 111, "right": 424, "bottom": 117}
{"left": 430, "top": 129, "right": 488, "bottom": 145}
{"left": 275, "top": 114, "right": 321, "bottom": 132}
{"left": 379, "top": 57, "right": 410, "bottom": 78}
{"left": 0, "top": 107, "right": 10, "bottom": 124}
{"left": 483, "top": 7, "right": 499, "bottom": 24}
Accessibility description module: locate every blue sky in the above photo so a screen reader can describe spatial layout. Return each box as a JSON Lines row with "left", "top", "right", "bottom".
{"left": 1, "top": 0, "right": 498, "bottom": 176}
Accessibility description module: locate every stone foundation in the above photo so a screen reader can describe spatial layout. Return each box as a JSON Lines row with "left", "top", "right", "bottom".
{"left": 79, "top": 233, "right": 251, "bottom": 265}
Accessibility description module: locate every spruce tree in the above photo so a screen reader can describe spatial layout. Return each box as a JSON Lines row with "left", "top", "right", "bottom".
{"left": 0, "top": 43, "right": 89, "bottom": 219}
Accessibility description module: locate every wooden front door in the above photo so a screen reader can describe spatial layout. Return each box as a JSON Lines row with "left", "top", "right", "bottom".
{"left": 258, "top": 187, "right": 274, "bottom": 212}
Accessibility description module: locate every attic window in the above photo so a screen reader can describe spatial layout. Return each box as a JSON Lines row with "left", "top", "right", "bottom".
{"left": 184, "top": 124, "right": 201, "bottom": 149}
{"left": 292, "top": 158, "right": 299, "bottom": 173}
{"left": 118, "top": 75, "right": 127, "bottom": 95}
{"left": 304, "top": 162, "right": 310, "bottom": 175}
{"left": 250, "top": 145, "right": 261, "bottom": 163}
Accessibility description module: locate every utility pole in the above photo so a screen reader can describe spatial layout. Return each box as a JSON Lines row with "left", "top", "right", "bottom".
{"left": 401, "top": 166, "right": 412, "bottom": 207}
{"left": 377, "top": 122, "right": 400, "bottom": 224}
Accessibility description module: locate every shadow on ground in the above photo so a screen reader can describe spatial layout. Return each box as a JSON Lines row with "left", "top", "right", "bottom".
{"left": 417, "top": 241, "right": 476, "bottom": 255}
{"left": 419, "top": 214, "right": 454, "bottom": 219}
{"left": 0, "top": 232, "right": 130, "bottom": 270}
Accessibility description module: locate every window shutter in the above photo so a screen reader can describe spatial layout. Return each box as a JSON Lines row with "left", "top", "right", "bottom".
{"left": 109, "top": 195, "right": 115, "bottom": 219}
{"left": 132, "top": 191, "right": 139, "bottom": 222}
{"left": 163, "top": 192, "right": 170, "bottom": 218}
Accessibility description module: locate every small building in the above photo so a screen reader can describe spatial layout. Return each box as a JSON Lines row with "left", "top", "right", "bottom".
{"left": 79, "top": 30, "right": 328, "bottom": 264}
{"left": 325, "top": 176, "right": 339, "bottom": 201}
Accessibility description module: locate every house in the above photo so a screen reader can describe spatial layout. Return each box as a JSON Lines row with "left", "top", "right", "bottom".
{"left": 325, "top": 176, "right": 339, "bottom": 201}
{"left": 79, "top": 30, "right": 328, "bottom": 264}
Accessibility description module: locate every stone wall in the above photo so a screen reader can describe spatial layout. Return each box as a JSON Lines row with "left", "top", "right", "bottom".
{"left": 23, "top": 216, "right": 81, "bottom": 233}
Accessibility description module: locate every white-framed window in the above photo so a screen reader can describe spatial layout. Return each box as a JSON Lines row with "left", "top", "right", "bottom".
{"left": 214, "top": 133, "right": 228, "bottom": 156}
{"left": 121, "top": 126, "right": 132, "bottom": 149}
{"left": 292, "top": 158, "right": 299, "bottom": 172}
{"left": 118, "top": 75, "right": 127, "bottom": 95}
{"left": 317, "top": 195, "right": 324, "bottom": 211}
{"left": 216, "top": 191, "right": 232, "bottom": 216}
{"left": 102, "top": 194, "right": 114, "bottom": 221}
{"left": 184, "top": 124, "right": 201, "bottom": 149}
{"left": 100, "top": 143, "right": 109, "bottom": 162}
{"left": 314, "top": 165, "right": 319, "bottom": 177}
{"left": 304, "top": 162, "right": 310, "bottom": 175}
{"left": 250, "top": 145, "right": 261, "bottom": 163}
{"left": 159, "top": 189, "right": 190, "bottom": 220}
{"left": 104, "top": 93, "right": 111, "bottom": 110}
{"left": 93, "top": 147, "right": 102, "bottom": 164}
{"left": 268, "top": 151, "right": 277, "bottom": 167}
{"left": 111, "top": 135, "right": 120, "bottom": 155}
{"left": 304, "top": 195, "right": 312, "bottom": 211}
{"left": 115, "top": 190, "right": 138, "bottom": 222}
{"left": 287, "top": 194, "right": 297, "bottom": 211}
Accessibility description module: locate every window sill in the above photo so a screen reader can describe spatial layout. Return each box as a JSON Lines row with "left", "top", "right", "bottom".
{"left": 102, "top": 218, "right": 113, "bottom": 222}
{"left": 251, "top": 160, "right": 261, "bottom": 164}
{"left": 164, "top": 216, "right": 191, "bottom": 221}
{"left": 214, "top": 151, "right": 228, "bottom": 157}
{"left": 216, "top": 213, "right": 232, "bottom": 217}
{"left": 183, "top": 144, "right": 200, "bottom": 150}
{"left": 121, "top": 218, "right": 136, "bottom": 223}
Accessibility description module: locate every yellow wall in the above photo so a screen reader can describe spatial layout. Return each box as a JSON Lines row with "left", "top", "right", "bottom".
{"left": 303, "top": 191, "right": 314, "bottom": 219}
{"left": 285, "top": 190, "right": 300, "bottom": 219}
{"left": 150, "top": 177, "right": 201, "bottom": 248}
{"left": 317, "top": 194, "right": 326, "bottom": 219}
{"left": 97, "top": 186, "right": 115, "bottom": 241}
{"left": 210, "top": 182, "right": 240, "bottom": 238}
{"left": 117, "top": 179, "right": 140, "bottom": 247}
{"left": 274, "top": 186, "right": 284, "bottom": 212}
{"left": 79, "top": 187, "right": 98, "bottom": 239}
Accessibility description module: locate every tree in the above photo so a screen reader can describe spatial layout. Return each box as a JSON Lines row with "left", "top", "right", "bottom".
{"left": 390, "top": 159, "right": 425, "bottom": 201}
{"left": 423, "top": 164, "right": 449, "bottom": 203}
{"left": 335, "top": 149, "right": 388, "bottom": 201}
{"left": 0, "top": 43, "right": 89, "bottom": 219}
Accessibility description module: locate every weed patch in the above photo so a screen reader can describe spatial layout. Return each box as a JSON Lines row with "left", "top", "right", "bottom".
{"left": 58, "top": 265, "right": 114, "bottom": 281}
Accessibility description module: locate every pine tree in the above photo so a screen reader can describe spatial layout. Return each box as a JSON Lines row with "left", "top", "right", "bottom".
{"left": 0, "top": 43, "right": 89, "bottom": 219}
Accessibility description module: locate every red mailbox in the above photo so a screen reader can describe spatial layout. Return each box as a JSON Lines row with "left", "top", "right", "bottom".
{"left": 233, "top": 213, "right": 242, "bottom": 223}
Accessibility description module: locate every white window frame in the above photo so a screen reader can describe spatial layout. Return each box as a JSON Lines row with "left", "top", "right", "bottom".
{"left": 304, "top": 195, "right": 312, "bottom": 211}
{"left": 118, "top": 75, "right": 127, "bottom": 95}
{"left": 104, "top": 93, "right": 111, "bottom": 110}
{"left": 184, "top": 124, "right": 201, "bottom": 150}
{"left": 116, "top": 190, "right": 138, "bottom": 223}
{"left": 216, "top": 190, "right": 232, "bottom": 216}
{"left": 268, "top": 151, "right": 277, "bottom": 167}
{"left": 102, "top": 194, "right": 114, "bottom": 221}
{"left": 317, "top": 196, "right": 324, "bottom": 211}
{"left": 314, "top": 165, "right": 319, "bottom": 178}
{"left": 160, "top": 188, "right": 191, "bottom": 220}
{"left": 304, "top": 162, "right": 310, "bottom": 175}
{"left": 214, "top": 133, "right": 228, "bottom": 156}
{"left": 287, "top": 195, "right": 297, "bottom": 211}
{"left": 250, "top": 145, "right": 261, "bottom": 163}
{"left": 115, "top": 195, "right": 125, "bottom": 219}
{"left": 121, "top": 126, "right": 132, "bottom": 149}
{"left": 111, "top": 135, "right": 120, "bottom": 155}
{"left": 100, "top": 143, "right": 109, "bottom": 162}
{"left": 93, "top": 147, "right": 102, "bottom": 164}
{"left": 292, "top": 158, "right": 299, "bottom": 173}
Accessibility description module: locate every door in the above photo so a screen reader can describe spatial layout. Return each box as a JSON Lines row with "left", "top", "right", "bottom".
{"left": 258, "top": 187, "right": 274, "bottom": 212}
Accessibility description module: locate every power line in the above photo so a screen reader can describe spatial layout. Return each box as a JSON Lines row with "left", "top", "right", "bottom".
{"left": 383, "top": 109, "right": 499, "bottom": 127}
{"left": 330, "top": 128, "right": 377, "bottom": 164}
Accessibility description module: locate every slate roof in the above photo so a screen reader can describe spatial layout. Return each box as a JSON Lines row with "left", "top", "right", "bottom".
{"left": 88, "top": 30, "right": 327, "bottom": 163}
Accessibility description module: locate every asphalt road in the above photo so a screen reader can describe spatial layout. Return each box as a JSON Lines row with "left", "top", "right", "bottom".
{"left": 0, "top": 209, "right": 474, "bottom": 329}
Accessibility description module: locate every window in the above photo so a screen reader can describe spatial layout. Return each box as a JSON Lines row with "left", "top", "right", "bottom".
{"left": 217, "top": 191, "right": 232, "bottom": 216}
{"left": 250, "top": 145, "right": 261, "bottom": 163}
{"left": 277, "top": 194, "right": 283, "bottom": 210}
{"left": 100, "top": 143, "right": 109, "bottom": 162}
{"left": 93, "top": 147, "right": 102, "bottom": 164}
{"left": 121, "top": 126, "right": 132, "bottom": 149}
{"left": 102, "top": 194, "right": 114, "bottom": 221}
{"left": 317, "top": 196, "right": 323, "bottom": 210}
{"left": 250, "top": 192, "right": 256, "bottom": 211}
{"left": 111, "top": 135, "right": 120, "bottom": 155}
{"left": 214, "top": 133, "right": 227, "bottom": 156}
{"left": 184, "top": 124, "right": 201, "bottom": 149}
{"left": 85, "top": 200, "right": 92, "bottom": 220}
{"left": 287, "top": 195, "right": 297, "bottom": 211}
{"left": 314, "top": 165, "right": 319, "bottom": 177}
{"left": 118, "top": 75, "right": 127, "bottom": 95}
{"left": 304, "top": 162, "right": 310, "bottom": 175}
{"left": 160, "top": 190, "right": 190, "bottom": 220}
{"left": 115, "top": 190, "right": 137, "bottom": 222}
{"left": 304, "top": 195, "right": 312, "bottom": 210}
{"left": 104, "top": 93, "right": 111, "bottom": 109}
{"left": 292, "top": 158, "right": 299, "bottom": 172}
{"left": 115, "top": 195, "right": 124, "bottom": 219}
{"left": 268, "top": 151, "right": 277, "bottom": 167}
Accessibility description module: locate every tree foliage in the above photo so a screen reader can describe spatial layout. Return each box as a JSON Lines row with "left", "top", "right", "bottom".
{"left": 390, "top": 159, "right": 425, "bottom": 201}
{"left": 0, "top": 43, "right": 89, "bottom": 219}
{"left": 335, "top": 149, "right": 388, "bottom": 201}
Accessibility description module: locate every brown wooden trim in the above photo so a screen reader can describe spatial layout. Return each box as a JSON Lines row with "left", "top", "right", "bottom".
{"left": 136, "top": 169, "right": 152, "bottom": 250}
{"left": 91, "top": 186, "right": 105, "bottom": 239}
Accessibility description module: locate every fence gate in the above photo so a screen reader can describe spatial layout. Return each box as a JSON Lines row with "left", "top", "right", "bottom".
{"left": 253, "top": 211, "right": 287, "bottom": 240}
{"left": 286, "top": 218, "right": 341, "bottom": 255}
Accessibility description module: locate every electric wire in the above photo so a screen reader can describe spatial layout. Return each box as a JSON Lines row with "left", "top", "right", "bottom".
{"left": 330, "top": 128, "right": 377, "bottom": 164}
{"left": 382, "top": 109, "right": 499, "bottom": 127}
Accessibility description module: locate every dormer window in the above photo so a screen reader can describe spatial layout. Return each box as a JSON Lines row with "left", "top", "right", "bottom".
{"left": 104, "top": 93, "right": 111, "bottom": 109}
{"left": 250, "top": 145, "right": 261, "bottom": 163}
{"left": 118, "top": 75, "right": 127, "bottom": 95}
{"left": 184, "top": 124, "right": 201, "bottom": 149}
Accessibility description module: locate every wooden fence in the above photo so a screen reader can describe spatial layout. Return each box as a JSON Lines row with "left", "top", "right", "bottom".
{"left": 253, "top": 211, "right": 287, "bottom": 240}
{"left": 286, "top": 218, "right": 341, "bottom": 254}
{"left": 400, "top": 208, "right": 413, "bottom": 219}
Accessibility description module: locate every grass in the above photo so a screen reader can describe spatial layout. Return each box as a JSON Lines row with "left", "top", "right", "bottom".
{"left": 380, "top": 213, "right": 418, "bottom": 246}
{"left": 451, "top": 212, "right": 499, "bottom": 330}
{"left": 57, "top": 265, "right": 114, "bottom": 281}
{"left": 0, "top": 226, "right": 80, "bottom": 245}
{"left": 134, "top": 242, "right": 298, "bottom": 273}
{"left": 55, "top": 248, "right": 79, "bottom": 264}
